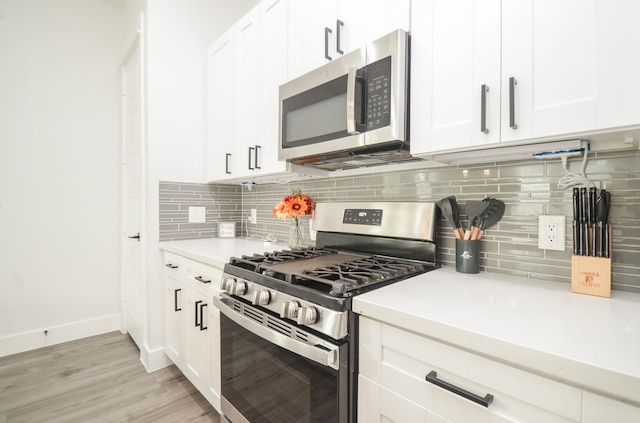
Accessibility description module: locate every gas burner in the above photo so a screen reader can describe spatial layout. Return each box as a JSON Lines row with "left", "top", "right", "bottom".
{"left": 260, "top": 248, "right": 335, "bottom": 265}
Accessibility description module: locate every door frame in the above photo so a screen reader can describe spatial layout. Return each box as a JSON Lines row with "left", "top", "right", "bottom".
{"left": 120, "top": 29, "right": 147, "bottom": 348}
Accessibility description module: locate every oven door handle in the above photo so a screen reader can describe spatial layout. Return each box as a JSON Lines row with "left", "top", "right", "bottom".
{"left": 214, "top": 296, "right": 340, "bottom": 371}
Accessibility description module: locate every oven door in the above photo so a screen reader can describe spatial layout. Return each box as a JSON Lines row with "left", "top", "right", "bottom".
{"left": 214, "top": 295, "right": 349, "bottom": 423}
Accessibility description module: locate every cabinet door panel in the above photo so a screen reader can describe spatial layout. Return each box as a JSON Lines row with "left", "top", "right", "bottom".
{"left": 165, "top": 277, "right": 186, "bottom": 364}
{"left": 287, "top": 0, "right": 336, "bottom": 80}
{"left": 582, "top": 391, "right": 640, "bottom": 423}
{"left": 596, "top": 0, "right": 640, "bottom": 129}
{"left": 207, "top": 31, "right": 236, "bottom": 181}
{"left": 235, "top": 9, "right": 261, "bottom": 176}
{"left": 258, "top": 0, "right": 289, "bottom": 175}
{"left": 359, "top": 375, "right": 427, "bottom": 423}
{"left": 410, "top": 0, "right": 500, "bottom": 156}
{"left": 501, "top": 0, "right": 598, "bottom": 141}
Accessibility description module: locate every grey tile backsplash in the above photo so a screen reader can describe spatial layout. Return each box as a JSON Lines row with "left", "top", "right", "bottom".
{"left": 159, "top": 150, "right": 640, "bottom": 293}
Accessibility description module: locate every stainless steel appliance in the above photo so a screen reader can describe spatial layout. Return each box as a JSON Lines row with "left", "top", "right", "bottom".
{"left": 215, "top": 201, "right": 439, "bottom": 422}
{"left": 278, "top": 30, "right": 414, "bottom": 171}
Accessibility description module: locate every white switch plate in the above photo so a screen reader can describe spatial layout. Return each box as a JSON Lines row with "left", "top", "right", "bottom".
{"left": 250, "top": 208, "right": 257, "bottom": 224}
{"left": 538, "top": 215, "right": 565, "bottom": 251}
{"left": 188, "top": 206, "right": 206, "bottom": 223}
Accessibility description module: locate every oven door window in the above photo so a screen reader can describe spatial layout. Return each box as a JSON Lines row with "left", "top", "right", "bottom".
{"left": 221, "top": 313, "right": 341, "bottom": 422}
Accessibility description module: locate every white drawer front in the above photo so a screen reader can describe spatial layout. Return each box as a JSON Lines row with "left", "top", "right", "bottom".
{"left": 359, "top": 317, "right": 582, "bottom": 423}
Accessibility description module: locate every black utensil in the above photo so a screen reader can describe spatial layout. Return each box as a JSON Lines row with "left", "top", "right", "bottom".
{"left": 589, "top": 187, "right": 597, "bottom": 256}
{"left": 474, "top": 199, "right": 505, "bottom": 240}
{"left": 465, "top": 200, "right": 489, "bottom": 240}
{"left": 437, "top": 196, "right": 464, "bottom": 240}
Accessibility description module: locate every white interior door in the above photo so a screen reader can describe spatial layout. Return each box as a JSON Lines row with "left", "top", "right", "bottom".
{"left": 121, "top": 34, "right": 144, "bottom": 349}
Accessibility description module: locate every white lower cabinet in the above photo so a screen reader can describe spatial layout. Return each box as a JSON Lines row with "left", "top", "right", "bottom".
{"left": 582, "top": 391, "right": 640, "bottom": 423}
{"left": 358, "top": 316, "right": 583, "bottom": 423}
{"left": 164, "top": 252, "right": 222, "bottom": 412}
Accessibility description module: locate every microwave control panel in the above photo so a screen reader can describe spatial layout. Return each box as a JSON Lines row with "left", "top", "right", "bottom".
{"left": 365, "top": 56, "right": 392, "bottom": 131}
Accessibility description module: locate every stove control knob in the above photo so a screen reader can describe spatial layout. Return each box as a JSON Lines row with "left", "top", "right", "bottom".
{"left": 296, "top": 306, "right": 318, "bottom": 326}
{"left": 230, "top": 281, "right": 247, "bottom": 296}
{"left": 281, "top": 301, "right": 300, "bottom": 320}
{"left": 252, "top": 290, "right": 271, "bottom": 306}
{"left": 220, "top": 277, "right": 234, "bottom": 292}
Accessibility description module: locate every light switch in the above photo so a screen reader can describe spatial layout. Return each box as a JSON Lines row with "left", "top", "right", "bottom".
{"left": 188, "top": 206, "right": 206, "bottom": 223}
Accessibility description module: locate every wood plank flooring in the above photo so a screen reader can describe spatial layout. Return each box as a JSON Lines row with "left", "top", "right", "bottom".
{"left": 0, "top": 331, "right": 221, "bottom": 423}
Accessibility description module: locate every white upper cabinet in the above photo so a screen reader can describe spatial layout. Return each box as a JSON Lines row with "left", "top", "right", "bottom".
{"left": 287, "top": 0, "right": 410, "bottom": 80}
{"left": 411, "top": 0, "right": 640, "bottom": 157}
{"left": 410, "top": 0, "right": 501, "bottom": 154}
{"left": 207, "top": 29, "right": 237, "bottom": 181}
{"left": 258, "top": 0, "right": 290, "bottom": 175}
{"left": 234, "top": 8, "right": 262, "bottom": 177}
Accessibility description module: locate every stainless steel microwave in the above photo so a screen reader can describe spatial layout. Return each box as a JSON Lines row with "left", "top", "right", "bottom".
{"left": 278, "top": 29, "right": 412, "bottom": 171}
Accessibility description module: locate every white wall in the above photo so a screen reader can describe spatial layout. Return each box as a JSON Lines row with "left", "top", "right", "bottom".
{"left": 137, "top": 0, "right": 261, "bottom": 368}
{"left": 0, "top": 0, "right": 124, "bottom": 355}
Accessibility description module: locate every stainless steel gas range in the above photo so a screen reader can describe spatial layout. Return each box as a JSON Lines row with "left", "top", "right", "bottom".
{"left": 214, "top": 201, "right": 439, "bottom": 423}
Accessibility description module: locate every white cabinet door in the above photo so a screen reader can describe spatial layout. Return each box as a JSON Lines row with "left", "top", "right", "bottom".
{"left": 582, "top": 391, "right": 640, "bottom": 423}
{"left": 410, "top": 0, "right": 501, "bottom": 156}
{"left": 501, "top": 0, "right": 598, "bottom": 142}
{"left": 164, "top": 276, "right": 186, "bottom": 366}
{"left": 338, "top": 0, "right": 410, "bottom": 55}
{"left": 234, "top": 9, "right": 261, "bottom": 178}
{"left": 287, "top": 0, "right": 337, "bottom": 80}
{"left": 186, "top": 290, "right": 212, "bottom": 392}
{"left": 207, "top": 29, "right": 237, "bottom": 181}
{"left": 258, "top": 0, "right": 289, "bottom": 175}
{"left": 359, "top": 375, "right": 428, "bottom": 423}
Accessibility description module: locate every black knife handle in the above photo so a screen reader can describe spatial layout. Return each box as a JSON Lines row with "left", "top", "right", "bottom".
{"left": 573, "top": 188, "right": 580, "bottom": 222}
{"left": 591, "top": 223, "right": 597, "bottom": 257}
{"left": 573, "top": 221, "right": 579, "bottom": 256}
{"left": 579, "top": 187, "right": 587, "bottom": 223}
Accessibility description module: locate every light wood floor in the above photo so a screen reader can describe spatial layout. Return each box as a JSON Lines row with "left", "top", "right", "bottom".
{"left": 0, "top": 331, "right": 221, "bottom": 423}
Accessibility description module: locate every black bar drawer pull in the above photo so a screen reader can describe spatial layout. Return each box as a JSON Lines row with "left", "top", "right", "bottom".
{"left": 225, "top": 153, "right": 231, "bottom": 174}
{"left": 426, "top": 371, "right": 494, "bottom": 408}
{"left": 174, "top": 288, "right": 181, "bottom": 312}
{"left": 248, "top": 146, "right": 254, "bottom": 170}
{"left": 165, "top": 263, "right": 178, "bottom": 269}
{"left": 509, "top": 77, "right": 518, "bottom": 129}
{"left": 195, "top": 300, "right": 202, "bottom": 327}
{"left": 254, "top": 145, "right": 261, "bottom": 169}
{"left": 199, "top": 303, "right": 208, "bottom": 331}
{"left": 336, "top": 20, "right": 344, "bottom": 54}
{"left": 195, "top": 276, "right": 211, "bottom": 284}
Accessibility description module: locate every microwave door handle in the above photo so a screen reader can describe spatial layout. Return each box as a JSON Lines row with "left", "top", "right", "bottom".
{"left": 346, "top": 66, "right": 360, "bottom": 135}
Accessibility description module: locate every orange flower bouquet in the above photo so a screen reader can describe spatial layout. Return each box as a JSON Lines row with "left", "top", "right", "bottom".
{"left": 273, "top": 189, "right": 313, "bottom": 249}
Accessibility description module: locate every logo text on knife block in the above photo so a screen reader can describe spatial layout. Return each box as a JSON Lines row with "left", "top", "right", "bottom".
{"left": 579, "top": 270, "right": 601, "bottom": 287}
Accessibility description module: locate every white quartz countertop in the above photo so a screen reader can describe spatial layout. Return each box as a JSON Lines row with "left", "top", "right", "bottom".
{"left": 353, "top": 266, "right": 640, "bottom": 405}
{"left": 159, "top": 237, "right": 286, "bottom": 269}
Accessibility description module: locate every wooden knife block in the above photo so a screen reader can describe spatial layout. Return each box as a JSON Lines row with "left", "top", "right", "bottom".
{"left": 570, "top": 226, "right": 612, "bottom": 298}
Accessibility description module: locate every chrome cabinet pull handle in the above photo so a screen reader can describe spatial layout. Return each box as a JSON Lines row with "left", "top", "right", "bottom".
{"left": 426, "top": 370, "right": 494, "bottom": 408}
{"left": 509, "top": 77, "right": 518, "bottom": 129}
{"left": 480, "top": 84, "right": 489, "bottom": 134}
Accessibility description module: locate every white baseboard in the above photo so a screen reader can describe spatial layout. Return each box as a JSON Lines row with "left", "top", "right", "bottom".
{"left": 140, "top": 344, "right": 172, "bottom": 372}
{"left": 0, "top": 314, "right": 121, "bottom": 358}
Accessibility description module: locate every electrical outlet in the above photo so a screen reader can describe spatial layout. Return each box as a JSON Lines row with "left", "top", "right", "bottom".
{"left": 538, "top": 215, "right": 566, "bottom": 251}
{"left": 250, "top": 208, "right": 257, "bottom": 224}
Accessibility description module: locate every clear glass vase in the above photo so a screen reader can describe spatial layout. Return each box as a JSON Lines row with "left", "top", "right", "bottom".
{"left": 288, "top": 218, "right": 304, "bottom": 250}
